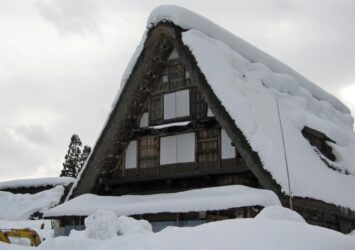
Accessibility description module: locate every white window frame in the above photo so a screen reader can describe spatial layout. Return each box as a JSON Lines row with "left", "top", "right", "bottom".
{"left": 163, "top": 89, "right": 190, "bottom": 120}
{"left": 168, "top": 48, "right": 179, "bottom": 60}
{"left": 221, "top": 129, "right": 235, "bottom": 159}
{"left": 160, "top": 133, "right": 195, "bottom": 164}
{"left": 139, "top": 112, "right": 149, "bottom": 128}
{"left": 125, "top": 140, "right": 137, "bottom": 169}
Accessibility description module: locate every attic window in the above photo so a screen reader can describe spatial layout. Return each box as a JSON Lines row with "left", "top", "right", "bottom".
{"left": 163, "top": 89, "right": 190, "bottom": 120}
{"left": 139, "top": 112, "right": 149, "bottom": 128}
{"left": 301, "top": 127, "right": 335, "bottom": 161}
{"left": 185, "top": 71, "right": 190, "bottom": 79}
{"left": 168, "top": 48, "right": 179, "bottom": 60}
{"left": 162, "top": 75, "right": 168, "bottom": 83}
{"left": 207, "top": 107, "right": 214, "bottom": 117}
{"left": 221, "top": 129, "right": 236, "bottom": 159}
{"left": 125, "top": 141, "right": 137, "bottom": 169}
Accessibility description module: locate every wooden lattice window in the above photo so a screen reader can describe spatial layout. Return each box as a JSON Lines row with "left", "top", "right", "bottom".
{"left": 150, "top": 95, "right": 162, "bottom": 124}
{"left": 191, "top": 87, "right": 207, "bottom": 119}
{"left": 158, "top": 67, "right": 169, "bottom": 92}
{"left": 185, "top": 70, "right": 191, "bottom": 85}
{"left": 169, "top": 63, "right": 184, "bottom": 89}
{"left": 139, "top": 136, "right": 159, "bottom": 169}
{"left": 197, "top": 129, "right": 219, "bottom": 162}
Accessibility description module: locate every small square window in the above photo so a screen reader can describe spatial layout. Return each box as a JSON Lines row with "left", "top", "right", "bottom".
{"left": 162, "top": 75, "right": 168, "bottom": 83}
{"left": 185, "top": 71, "right": 191, "bottom": 79}
{"left": 139, "top": 112, "right": 149, "bottom": 128}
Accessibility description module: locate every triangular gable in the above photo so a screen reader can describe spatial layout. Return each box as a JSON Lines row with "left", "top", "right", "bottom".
{"left": 70, "top": 22, "right": 278, "bottom": 200}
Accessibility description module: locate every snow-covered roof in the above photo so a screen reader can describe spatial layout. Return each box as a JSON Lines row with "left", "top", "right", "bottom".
{"left": 44, "top": 185, "right": 280, "bottom": 217}
{"left": 71, "top": 5, "right": 355, "bottom": 211}
{"left": 146, "top": 5, "right": 355, "bottom": 210}
{"left": 0, "top": 177, "right": 75, "bottom": 190}
{"left": 0, "top": 186, "right": 64, "bottom": 220}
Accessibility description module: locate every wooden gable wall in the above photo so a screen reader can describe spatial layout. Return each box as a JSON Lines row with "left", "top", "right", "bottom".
{"left": 70, "top": 23, "right": 278, "bottom": 199}
{"left": 96, "top": 25, "right": 257, "bottom": 195}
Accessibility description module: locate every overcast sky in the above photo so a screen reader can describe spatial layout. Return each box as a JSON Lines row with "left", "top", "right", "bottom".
{"left": 0, "top": 0, "right": 354, "bottom": 181}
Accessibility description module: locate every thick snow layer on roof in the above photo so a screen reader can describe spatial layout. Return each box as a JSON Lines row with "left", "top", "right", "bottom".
{"left": 44, "top": 185, "right": 280, "bottom": 217}
{"left": 145, "top": 5, "right": 355, "bottom": 210}
{"left": 0, "top": 186, "right": 64, "bottom": 220}
{"left": 148, "top": 6, "right": 351, "bottom": 115}
{"left": 0, "top": 177, "right": 75, "bottom": 190}
{"left": 3, "top": 216, "right": 355, "bottom": 250}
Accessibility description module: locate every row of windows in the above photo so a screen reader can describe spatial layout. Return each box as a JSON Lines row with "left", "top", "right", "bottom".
{"left": 124, "top": 130, "right": 235, "bottom": 169}
{"left": 140, "top": 89, "right": 213, "bottom": 128}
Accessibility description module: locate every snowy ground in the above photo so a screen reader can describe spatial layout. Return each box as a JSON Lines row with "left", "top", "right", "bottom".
{"left": 1, "top": 208, "right": 355, "bottom": 250}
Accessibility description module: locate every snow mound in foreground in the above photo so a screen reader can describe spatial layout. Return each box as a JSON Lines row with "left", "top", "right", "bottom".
{"left": 255, "top": 205, "right": 306, "bottom": 223}
{"left": 84, "top": 210, "right": 120, "bottom": 240}
{"left": 0, "top": 186, "right": 64, "bottom": 220}
{"left": 5, "top": 217, "right": 355, "bottom": 250}
{"left": 116, "top": 216, "right": 152, "bottom": 235}
{"left": 83, "top": 210, "right": 152, "bottom": 240}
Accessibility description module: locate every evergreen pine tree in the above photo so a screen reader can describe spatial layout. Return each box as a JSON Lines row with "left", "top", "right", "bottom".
{"left": 78, "top": 145, "right": 91, "bottom": 174}
{"left": 60, "top": 134, "right": 82, "bottom": 178}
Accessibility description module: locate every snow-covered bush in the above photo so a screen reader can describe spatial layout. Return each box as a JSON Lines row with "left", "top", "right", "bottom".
{"left": 84, "top": 210, "right": 120, "bottom": 240}
{"left": 255, "top": 205, "right": 306, "bottom": 223}
{"left": 117, "top": 216, "right": 152, "bottom": 235}
{"left": 84, "top": 210, "right": 152, "bottom": 240}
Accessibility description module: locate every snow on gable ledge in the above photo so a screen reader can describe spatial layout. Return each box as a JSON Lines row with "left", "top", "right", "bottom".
{"left": 44, "top": 185, "right": 280, "bottom": 218}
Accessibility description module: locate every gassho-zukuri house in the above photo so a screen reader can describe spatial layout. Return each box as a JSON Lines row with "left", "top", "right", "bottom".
{"left": 44, "top": 5, "right": 355, "bottom": 234}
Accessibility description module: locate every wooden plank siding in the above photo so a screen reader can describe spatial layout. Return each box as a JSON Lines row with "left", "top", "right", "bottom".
{"left": 107, "top": 38, "right": 247, "bottom": 183}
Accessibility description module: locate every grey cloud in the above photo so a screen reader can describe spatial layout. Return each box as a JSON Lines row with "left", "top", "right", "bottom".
{"left": 35, "top": 0, "right": 103, "bottom": 35}
{"left": 0, "top": 128, "right": 48, "bottom": 179}
{"left": 14, "top": 124, "right": 51, "bottom": 145}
